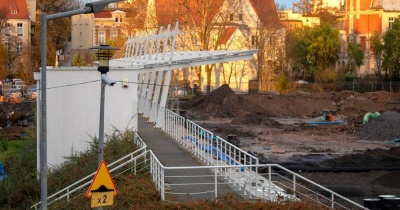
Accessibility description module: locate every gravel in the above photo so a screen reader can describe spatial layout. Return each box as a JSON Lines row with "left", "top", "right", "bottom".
{"left": 360, "top": 111, "right": 400, "bottom": 140}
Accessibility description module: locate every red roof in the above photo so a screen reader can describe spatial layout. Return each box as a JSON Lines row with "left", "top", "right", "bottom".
{"left": 220, "top": 27, "right": 237, "bottom": 44}
{"left": 0, "top": 0, "right": 29, "bottom": 19}
{"left": 94, "top": 11, "right": 112, "bottom": 18}
{"left": 249, "top": 0, "right": 280, "bottom": 28}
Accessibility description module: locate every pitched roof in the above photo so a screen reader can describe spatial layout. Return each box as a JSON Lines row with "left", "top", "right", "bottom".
{"left": 0, "top": 0, "right": 29, "bottom": 19}
{"left": 220, "top": 27, "right": 237, "bottom": 44}
{"left": 249, "top": 0, "right": 280, "bottom": 28}
{"left": 94, "top": 11, "right": 112, "bottom": 18}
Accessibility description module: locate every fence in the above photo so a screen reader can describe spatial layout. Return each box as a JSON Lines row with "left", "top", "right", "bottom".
{"left": 31, "top": 134, "right": 148, "bottom": 209}
{"left": 161, "top": 109, "right": 366, "bottom": 209}
{"left": 272, "top": 81, "right": 400, "bottom": 94}
{"left": 31, "top": 112, "right": 367, "bottom": 209}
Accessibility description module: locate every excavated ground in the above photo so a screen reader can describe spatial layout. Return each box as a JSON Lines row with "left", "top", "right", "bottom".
{"left": 179, "top": 84, "right": 400, "bottom": 201}
{"left": 2, "top": 90, "right": 400, "bottom": 202}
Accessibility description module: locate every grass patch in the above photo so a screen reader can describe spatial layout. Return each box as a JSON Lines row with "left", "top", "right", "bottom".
{"left": 0, "top": 140, "right": 28, "bottom": 163}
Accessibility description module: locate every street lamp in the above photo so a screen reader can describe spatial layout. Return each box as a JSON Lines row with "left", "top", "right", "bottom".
{"left": 89, "top": 44, "right": 119, "bottom": 166}
{"left": 39, "top": 1, "right": 123, "bottom": 209}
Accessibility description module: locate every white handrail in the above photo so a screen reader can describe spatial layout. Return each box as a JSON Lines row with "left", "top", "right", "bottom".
{"left": 31, "top": 134, "right": 148, "bottom": 209}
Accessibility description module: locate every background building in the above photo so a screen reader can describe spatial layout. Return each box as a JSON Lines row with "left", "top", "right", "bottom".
{"left": 0, "top": 0, "right": 36, "bottom": 78}
{"left": 343, "top": 0, "right": 400, "bottom": 76}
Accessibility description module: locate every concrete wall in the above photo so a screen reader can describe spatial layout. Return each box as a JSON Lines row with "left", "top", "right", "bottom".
{"left": 45, "top": 67, "right": 138, "bottom": 167}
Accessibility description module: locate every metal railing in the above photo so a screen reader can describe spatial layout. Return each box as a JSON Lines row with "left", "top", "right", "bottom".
{"left": 161, "top": 109, "right": 366, "bottom": 209}
{"left": 153, "top": 163, "right": 366, "bottom": 209}
{"left": 31, "top": 110, "right": 367, "bottom": 209}
{"left": 31, "top": 133, "right": 148, "bottom": 209}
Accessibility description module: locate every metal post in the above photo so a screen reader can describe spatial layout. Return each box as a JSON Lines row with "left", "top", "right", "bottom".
{"left": 98, "top": 82, "right": 106, "bottom": 165}
{"left": 161, "top": 167, "right": 165, "bottom": 201}
{"left": 35, "top": 75, "right": 41, "bottom": 180}
{"left": 268, "top": 165, "right": 272, "bottom": 200}
{"left": 40, "top": 13, "right": 48, "bottom": 210}
{"left": 215, "top": 169, "right": 218, "bottom": 198}
{"left": 293, "top": 175, "right": 296, "bottom": 198}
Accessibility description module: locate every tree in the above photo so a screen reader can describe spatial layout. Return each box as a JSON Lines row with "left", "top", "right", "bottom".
{"left": 346, "top": 42, "right": 364, "bottom": 76}
{"left": 72, "top": 51, "right": 87, "bottom": 67}
{"left": 251, "top": 2, "right": 282, "bottom": 92}
{"left": 369, "top": 32, "right": 384, "bottom": 79}
{"left": 34, "top": 0, "right": 80, "bottom": 67}
{"left": 382, "top": 18, "right": 400, "bottom": 82}
{"left": 286, "top": 24, "right": 340, "bottom": 82}
{"left": 293, "top": 0, "right": 315, "bottom": 15}
{"left": 176, "top": 0, "right": 241, "bottom": 93}
{"left": 0, "top": 39, "right": 8, "bottom": 79}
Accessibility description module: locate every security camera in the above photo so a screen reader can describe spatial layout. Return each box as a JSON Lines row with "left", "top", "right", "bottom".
{"left": 101, "top": 74, "right": 116, "bottom": 86}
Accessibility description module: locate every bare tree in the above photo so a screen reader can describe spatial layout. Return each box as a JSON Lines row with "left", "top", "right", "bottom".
{"left": 175, "top": 0, "right": 241, "bottom": 93}
{"left": 293, "top": 0, "right": 315, "bottom": 15}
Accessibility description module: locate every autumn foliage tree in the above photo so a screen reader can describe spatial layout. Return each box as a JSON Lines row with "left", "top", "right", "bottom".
{"left": 285, "top": 23, "right": 340, "bottom": 82}
{"left": 34, "top": 0, "right": 80, "bottom": 67}
{"left": 0, "top": 39, "right": 8, "bottom": 79}
{"left": 382, "top": 18, "right": 400, "bottom": 82}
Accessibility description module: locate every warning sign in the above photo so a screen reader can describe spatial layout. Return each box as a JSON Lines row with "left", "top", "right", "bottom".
{"left": 86, "top": 161, "right": 118, "bottom": 207}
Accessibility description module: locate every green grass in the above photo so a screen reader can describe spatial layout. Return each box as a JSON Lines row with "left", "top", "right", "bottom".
{"left": 0, "top": 140, "right": 28, "bottom": 163}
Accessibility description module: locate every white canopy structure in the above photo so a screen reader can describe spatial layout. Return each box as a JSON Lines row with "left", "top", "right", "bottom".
{"left": 110, "top": 22, "right": 257, "bottom": 128}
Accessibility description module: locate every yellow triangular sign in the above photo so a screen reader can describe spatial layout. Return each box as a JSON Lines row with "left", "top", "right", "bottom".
{"left": 86, "top": 160, "right": 118, "bottom": 198}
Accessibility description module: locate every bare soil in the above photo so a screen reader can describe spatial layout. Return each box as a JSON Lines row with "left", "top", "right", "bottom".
{"left": 180, "top": 84, "right": 400, "bottom": 201}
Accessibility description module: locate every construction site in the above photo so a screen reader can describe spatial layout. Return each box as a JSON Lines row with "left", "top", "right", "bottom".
{"left": 175, "top": 84, "right": 400, "bottom": 206}
{"left": 1, "top": 84, "right": 400, "bottom": 208}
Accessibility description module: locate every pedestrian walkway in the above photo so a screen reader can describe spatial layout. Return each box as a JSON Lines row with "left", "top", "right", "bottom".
{"left": 138, "top": 117, "right": 244, "bottom": 201}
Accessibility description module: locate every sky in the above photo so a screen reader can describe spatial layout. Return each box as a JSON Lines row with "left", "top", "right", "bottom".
{"left": 275, "top": 0, "right": 342, "bottom": 10}
{"left": 275, "top": 0, "right": 296, "bottom": 9}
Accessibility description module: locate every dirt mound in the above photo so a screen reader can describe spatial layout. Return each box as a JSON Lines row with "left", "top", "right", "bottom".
{"left": 317, "top": 147, "right": 400, "bottom": 168}
{"left": 360, "top": 111, "right": 400, "bottom": 140}
{"left": 333, "top": 90, "right": 360, "bottom": 102}
{"left": 188, "top": 84, "right": 263, "bottom": 118}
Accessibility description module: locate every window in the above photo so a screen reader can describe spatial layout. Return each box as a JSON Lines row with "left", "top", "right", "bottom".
{"left": 17, "top": 41, "right": 23, "bottom": 54}
{"left": 98, "top": 31, "right": 105, "bottom": 44}
{"left": 389, "top": 17, "right": 395, "bottom": 29}
{"left": 17, "top": 23, "right": 23, "bottom": 36}
{"left": 239, "top": 14, "right": 243, "bottom": 21}
{"left": 230, "top": 14, "right": 234, "bottom": 21}
{"left": 110, "top": 31, "right": 118, "bottom": 40}
{"left": 115, "top": 15, "right": 123, "bottom": 23}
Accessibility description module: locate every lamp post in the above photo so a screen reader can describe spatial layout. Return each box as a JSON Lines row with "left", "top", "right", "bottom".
{"left": 39, "top": 1, "right": 123, "bottom": 209}
{"left": 89, "top": 44, "right": 119, "bottom": 165}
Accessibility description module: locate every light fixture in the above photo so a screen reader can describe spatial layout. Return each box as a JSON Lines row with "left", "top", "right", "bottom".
{"left": 90, "top": 44, "right": 119, "bottom": 74}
